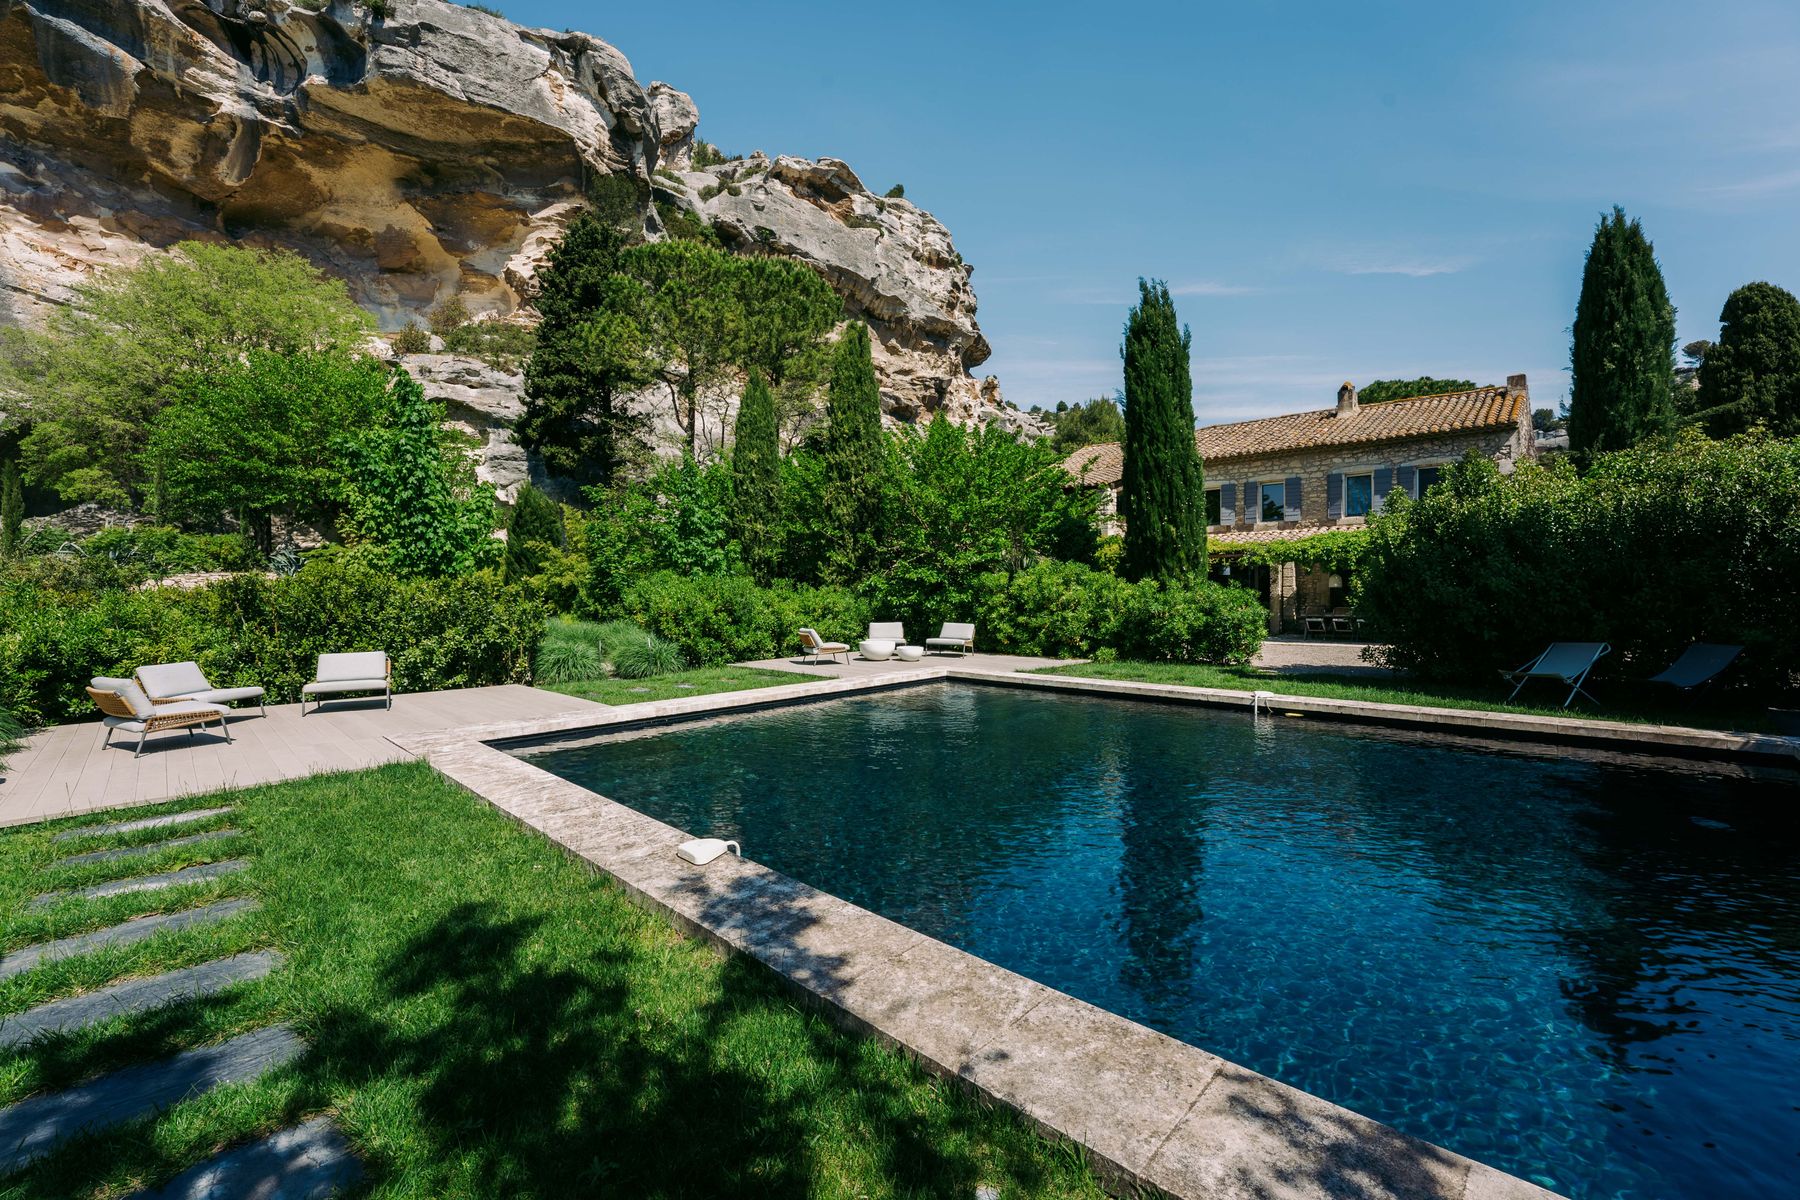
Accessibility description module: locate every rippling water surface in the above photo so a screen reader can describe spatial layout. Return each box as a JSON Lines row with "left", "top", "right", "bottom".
{"left": 520, "top": 684, "right": 1800, "bottom": 1200}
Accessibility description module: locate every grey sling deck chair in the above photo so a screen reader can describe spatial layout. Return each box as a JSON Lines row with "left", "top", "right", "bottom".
{"left": 1501, "top": 642, "right": 1610, "bottom": 708}
{"left": 1646, "top": 642, "right": 1743, "bottom": 693}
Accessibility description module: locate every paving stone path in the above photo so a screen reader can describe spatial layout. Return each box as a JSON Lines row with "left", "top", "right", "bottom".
{"left": 130, "top": 1116, "right": 360, "bottom": 1200}
{"left": 0, "top": 899, "right": 260, "bottom": 980}
{"left": 54, "top": 808, "right": 234, "bottom": 843}
{"left": 29, "top": 860, "right": 249, "bottom": 911}
{"left": 0, "top": 951, "right": 282, "bottom": 1048}
{"left": 59, "top": 829, "right": 242, "bottom": 868}
{"left": 0, "top": 1024, "right": 305, "bottom": 1171}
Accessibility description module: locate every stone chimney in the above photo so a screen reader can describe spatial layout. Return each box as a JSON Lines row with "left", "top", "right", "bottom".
{"left": 1506, "top": 373, "right": 1529, "bottom": 402}
{"left": 1336, "top": 381, "right": 1358, "bottom": 416}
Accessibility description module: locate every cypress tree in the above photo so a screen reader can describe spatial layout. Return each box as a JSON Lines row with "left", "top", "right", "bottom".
{"left": 0, "top": 458, "right": 21, "bottom": 559}
{"left": 503, "top": 482, "right": 566, "bottom": 583}
{"left": 1119, "top": 279, "right": 1206, "bottom": 580}
{"left": 732, "top": 370, "right": 781, "bottom": 584}
{"left": 820, "top": 322, "right": 886, "bottom": 583}
{"left": 518, "top": 211, "right": 648, "bottom": 485}
{"left": 1568, "top": 207, "right": 1677, "bottom": 459}
{"left": 1692, "top": 281, "right": 1800, "bottom": 438}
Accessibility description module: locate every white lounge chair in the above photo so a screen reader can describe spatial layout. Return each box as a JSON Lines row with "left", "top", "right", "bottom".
{"left": 798, "top": 628, "right": 850, "bottom": 665}
{"left": 301, "top": 652, "right": 391, "bottom": 714}
{"left": 925, "top": 622, "right": 976, "bottom": 656}
{"left": 1501, "top": 642, "right": 1610, "bottom": 708}
{"left": 860, "top": 622, "right": 905, "bottom": 662}
{"left": 88, "top": 676, "right": 231, "bottom": 758}
{"left": 137, "top": 661, "right": 266, "bottom": 717}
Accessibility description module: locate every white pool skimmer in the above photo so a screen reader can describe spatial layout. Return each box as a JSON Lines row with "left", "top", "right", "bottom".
{"left": 677, "top": 837, "right": 740, "bottom": 866}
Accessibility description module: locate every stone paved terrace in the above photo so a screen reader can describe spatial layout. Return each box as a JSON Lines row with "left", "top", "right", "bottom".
{"left": 0, "top": 685, "right": 610, "bottom": 828}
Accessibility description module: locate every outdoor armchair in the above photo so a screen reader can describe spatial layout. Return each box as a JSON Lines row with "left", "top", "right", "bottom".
{"left": 88, "top": 676, "right": 231, "bottom": 758}
{"left": 798, "top": 628, "right": 850, "bottom": 665}
{"left": 925, "top": 622, "right": 976, "bottom": 656}
{"left": 301, "top": 652, "right": 391, "bottom": 714}
{"left": 137, "top": 661, "right": 265, "bottom": 717}
{"left": 1501, "top": 642, "right": 1610, "bottom": 709}
{"left": 1646, "top": 643, "right": 1743, "bottom": 693}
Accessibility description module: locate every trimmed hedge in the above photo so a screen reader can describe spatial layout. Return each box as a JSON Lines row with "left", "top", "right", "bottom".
{"left": 0, "top": 553, "right": 544, "bottom": 725}
{"left": 1355, "top": 434, "right": 1800, "bottom": 687}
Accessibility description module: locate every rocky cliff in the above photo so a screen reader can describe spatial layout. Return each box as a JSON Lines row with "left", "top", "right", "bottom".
{"left": 0, "top": 0, "right": 1032, "bottom": 495}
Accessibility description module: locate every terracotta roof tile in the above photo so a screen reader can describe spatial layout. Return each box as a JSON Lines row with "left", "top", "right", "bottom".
{"left": 1062, "top": 385, "right": 1527, "bottom": 486}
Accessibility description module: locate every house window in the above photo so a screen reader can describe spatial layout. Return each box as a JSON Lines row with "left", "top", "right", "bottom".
{"left": 1205, "top": 489, "right": 1221, "bottom": 525}
{"left": 1343, "top": 473, "right": 1374, "bottom": 518}
{"left": 1415, "top": 465, "right": 1443, "bottom": 497}
{"left": 1259, "top": 482, "right": 1286, "bottom": 523}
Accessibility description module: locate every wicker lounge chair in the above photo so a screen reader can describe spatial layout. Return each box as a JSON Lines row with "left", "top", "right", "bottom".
{"left": 798, "top": 628, "right": 850, "bottom": 665}
{"left": 300, "top": 652, "right": 391, "bottom": 714}
{"left": 1646, "top": 643, "right": 1743, "bottom": 692}
{"left": 925, "top": 622, "right": 976, "bottom": 656}
{"left": 137, "top": 661, "right": 266, "bottom": 717}
{"left": 1501, "top": 642, "right": 1610, "bottom": 708}
{"left": 88, "top": 677, "right": 231, "bottom": 758}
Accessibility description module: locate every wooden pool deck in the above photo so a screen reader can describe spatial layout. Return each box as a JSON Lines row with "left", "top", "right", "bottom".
{"left": 0, "top": 685, "right": 611, "bottom": 828}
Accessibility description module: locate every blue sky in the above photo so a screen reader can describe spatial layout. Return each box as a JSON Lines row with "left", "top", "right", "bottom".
{"left": 513, "top": 0, "right": 1800, "bottom": 423}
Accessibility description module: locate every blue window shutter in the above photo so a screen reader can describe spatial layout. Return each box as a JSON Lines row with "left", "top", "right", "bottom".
{"left": 1284, "top": 475, "right": 1302, "bottom": 521}
{"left": 1396, "top": 465, "right": 1417, "bottom": 498}
{"left": 1327, "top": 472, "right": 1344, "bottom": 520}
{"left": 1220, "top": 482, "right": 1236, "bottom": 525}
{"left": 1372, "top": 466, "right": 1394, "bottom": 512}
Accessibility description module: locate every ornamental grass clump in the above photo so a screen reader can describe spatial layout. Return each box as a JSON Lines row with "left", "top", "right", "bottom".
{"left": 533, "top": 638, "right": 603, "bottom": 685}
{"left": 611, "top": 632, "right": 686, "bottom": 680}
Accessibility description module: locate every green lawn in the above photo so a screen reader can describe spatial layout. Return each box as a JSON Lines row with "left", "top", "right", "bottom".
{"left": 0, "top": 765, "right": 1106, "bottom": 1199}
{"left": 1040, "top": 660, "right": 1781, "bottom": 733}
{"left": 543, "top": 665, "right": 821, "bottom": 706}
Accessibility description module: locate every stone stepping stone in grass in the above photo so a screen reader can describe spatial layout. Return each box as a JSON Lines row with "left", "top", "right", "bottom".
{"left": 54, "top": 808, "right": 234, "bottom": 844}
{"left": 29, "top": 860, "right": 250, "bottom": 912}
{"left": 58, "top": 829, "right": 243, "bottom": 868}
{"left": 0, "top": 899, "right": 260, "bottom": 981}
{"left": 130, "top": 1116, "right": 359, "bottom": 1200}
{"left": 0, "top": 1024, "right": 305, "bottom": 1172}
{"left": 0, "top": 951, "right": 283, "bottom": 1049}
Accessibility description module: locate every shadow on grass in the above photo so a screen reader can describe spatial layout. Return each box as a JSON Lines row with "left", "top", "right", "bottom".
{"left": 325, "top": 899, "right": 1064, "bottom": 1197}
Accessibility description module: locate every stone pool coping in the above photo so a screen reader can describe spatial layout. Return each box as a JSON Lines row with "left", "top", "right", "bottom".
{"left": 392, "top": 668, "right": 1597, "bottom": 1200}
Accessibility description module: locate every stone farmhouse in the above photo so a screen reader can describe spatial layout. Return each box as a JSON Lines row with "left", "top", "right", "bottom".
{"left": 1062, "top": 376, "right": 1537, "bottom": 631}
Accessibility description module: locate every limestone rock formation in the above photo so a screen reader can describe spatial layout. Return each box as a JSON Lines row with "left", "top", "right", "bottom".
{"left": 0, "top": 0, "right": 1035, "bottom": 464}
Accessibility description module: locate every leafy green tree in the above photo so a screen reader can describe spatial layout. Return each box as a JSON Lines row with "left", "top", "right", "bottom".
{"left": 1692, "top": 281, "right": 1800, "bottom": 438}
{"left": 1357, "top": 377, "right": 1479, "bottom": 405}
{"left": 734, "top": 255, "right": 842, "bottom": 427}
{"left": 518, "top": 213, "right": 651, "bottom": 486}
{"left": 1568, "top": 207, "right": 1677, "bottom": 459}
{"left": 1044, "top": 394, "right": 1126, "bottom": 454}
{"left": 1119, "top": 280, "right": 1206, "bottom": 580}
{"left": 0, "top": 242, "right": 372, "bottom": 507}
{"left": 143, "top": 351, "right": 390, "bottom": 554}
{"left": 341, "top": 370, "right": 497, "bottom": 577}
{"left": 625, "top": 239, "right": 746, "bottom": 456}
{"left": 732, "top": 370, "right": 782, "bottom": 583}
{"left": 0, "top": 458, "right": 21, "bottom": 559}
{"left": 503, "top": 482, "right": 566, "bottom": 583}
{"left": 818, "top": 323, "right": 887, "bottom": 583}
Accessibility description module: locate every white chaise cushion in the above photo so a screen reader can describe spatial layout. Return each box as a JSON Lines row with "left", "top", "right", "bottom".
{"left": 188, "top": 686, "right": 266, "bottom": 705}
{"left": 314, "top": 652, "right": 388, "bottom": 683}
{"left": 91, "top": 676, "right": 155, "bottom": 719}
{"left": 868, "top": 622, "right": 905, "bottom": 641}
{"left": 136, "top": 661, "right": 211, "bottom": 700}
{"left": 302, "top": 679, "right": 390, "bottom": 696}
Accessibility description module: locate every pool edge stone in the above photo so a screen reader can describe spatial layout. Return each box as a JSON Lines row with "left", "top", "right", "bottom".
{"left": 413, "top": 697, "right": 1573, "bottom": 1200}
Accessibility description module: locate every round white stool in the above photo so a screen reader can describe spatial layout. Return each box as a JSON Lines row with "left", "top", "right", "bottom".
{"left": 894, "top": 644, "right": 924, "bottom": 662}
{"left": 859, "top": 639, "right": 896, "bottom": 661}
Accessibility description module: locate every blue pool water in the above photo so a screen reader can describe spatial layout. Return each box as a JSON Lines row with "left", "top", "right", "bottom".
{"left": 518, "top": 684, "right": 1800, "bottom": 1199}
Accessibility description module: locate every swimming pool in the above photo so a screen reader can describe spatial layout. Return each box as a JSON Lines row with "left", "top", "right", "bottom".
{"left": 517, "top": 683, "right": 1800, "bottom": 1200}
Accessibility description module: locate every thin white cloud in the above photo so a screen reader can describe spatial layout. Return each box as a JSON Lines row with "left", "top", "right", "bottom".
{"left": 1050, "top": 280, "right": 1257, "bottom": 305}
{"left": 1170, "top": 280, "right": 1257, "bottom": 297}
{"left": 1323, "top": 252, "right": 1477, "bottom": 278}
{"left": 1698, "top": 167, "right": 1800, "bottom": 198}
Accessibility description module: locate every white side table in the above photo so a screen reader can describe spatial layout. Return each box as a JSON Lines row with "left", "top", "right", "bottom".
{"left": 894, "top": 644, "right": 924, "bottom": 662}
{"left": 859, "top": 639, "right": 896, "bottom": 661}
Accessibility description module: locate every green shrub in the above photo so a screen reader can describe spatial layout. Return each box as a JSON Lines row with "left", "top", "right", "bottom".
{"left": 534, "top": 638, "right": 603, "bottom": 684}
{"left": 440, "top": 320, "right": 535, "bottom": 371}
{"left": 611, "top": 633, "right": 686, "bottom": 679}
{"left": 0, "top": 552, "right": 544, "bottom": 724}
{"left": 1114, "top": 577, "right": 1267, "bottom": 664}
{"left": 392, "top": 324, "right": 431, "bottom": 355}
{"left": 0, "top": 705, "right": 21, "bottom": 766}
{"left": 971, "top": 561, "right": 1131, "bottom": 658}
{"left": 1356, "top": 434, "right": 1800, "bottom": 687}
{"left": 428, "top": 295, "right": 471, "bottom": 335}
{"left": 615, "top": 571, "right": 866, "bottom": 666}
